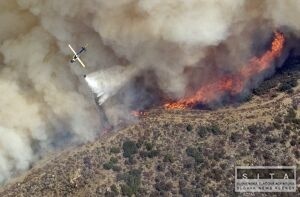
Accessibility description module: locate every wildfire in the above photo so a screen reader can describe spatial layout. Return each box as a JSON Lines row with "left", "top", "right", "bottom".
{"left": 164, "top": 32, "right": 285, "bottom": 110}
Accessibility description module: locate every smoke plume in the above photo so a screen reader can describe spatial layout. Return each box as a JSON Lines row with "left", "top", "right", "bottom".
{"left": 0, "top": 0, "right": 299, "bottom": 183}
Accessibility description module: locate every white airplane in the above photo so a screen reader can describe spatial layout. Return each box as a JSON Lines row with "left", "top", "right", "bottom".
{"left": 68, "top": 44, "right": 88, "bottom": 68}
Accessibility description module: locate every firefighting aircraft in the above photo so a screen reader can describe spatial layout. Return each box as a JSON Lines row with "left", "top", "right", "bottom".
{"left": 68, "top": 44, "right": 88, "bottom": 68}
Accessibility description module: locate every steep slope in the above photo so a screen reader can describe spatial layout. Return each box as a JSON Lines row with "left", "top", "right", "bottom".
{"left": 1, "top": 62, "right": 300, "bottom": 196}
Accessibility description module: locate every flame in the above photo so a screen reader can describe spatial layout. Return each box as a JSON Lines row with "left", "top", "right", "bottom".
{"left": 164, "top": 32, "right": 285, "bottom": 110}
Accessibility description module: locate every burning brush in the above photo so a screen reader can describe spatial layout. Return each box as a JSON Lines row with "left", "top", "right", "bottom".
{"left": 164, "top": 32, "right": 285, "bottom": 110}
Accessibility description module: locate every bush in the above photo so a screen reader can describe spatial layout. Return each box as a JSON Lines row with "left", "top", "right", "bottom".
{"left": 285, "top": 108, "right": 296, "bottom": 123}
{"left": 123, "top": 140, "right": 138, "bottom": 158}
{"left": 111, "top": 184, "right": 118, "bottom": 193}
{"left": 197, "top": 124, "right": 221, "bottom": 136}
{"left": 273, "top": 122, "right": 281, "bottom": 130}
{"left": 112, "top": 165, "right": 122, "bottom": 172}
{"left": 103, "top": 157, "right": 119, "bottom": 170}
{"left": 292, "top": 119, "right": 300, "bottom": 125}
{"left": 248, "top": 124, "right": 260, "bottom": 134}
{"left": 120, "top": 169, "right": 141, "bottom": 196}
{"left": 103, "top": 162, "right": 114, "bottom": 170}
{"left": 274, "top": 115, "right": 282, "bottom": 124}
{"left": 163, "top": 154, "right": 174, "bottom": 163}
{"left": 186, "top": 125, "right": 193, "bottom": 132}
{"left": 110, "top": 147, "right": 120, "bottom": 154}
{"left": 265, "top": 136, "right": 278, "bottom": 144}
{"left": 186, "top": 147, "right": 204, "bottom": 165}
{"left": 209, "top": 124, "right": 221, "bottom": 135}
{"left": 136, "top": 139, "right": 144, "bottom": 149}
{"left": 139, "top": 151, "right": 149, "bottom": 159}
{"left": 277, "top": 78, "right": 297, "bottom": 93}
{"left": 145, "top": 142, "right": 153, "bottom": 151}
{"left": 253, "top": 79, "right": 277, "bottom": 96}
{"left": 230, "top": 132, "right": 240, "bottom": 142}
{"left": 127, "top": 156, "right": 136, "bottom": 165}
{"left": 105, "top": 185, "right": 119, "bottom": 197}
{"left": 278, "top": 82, "right": 292, "bottom": 92}
{"left": 186, "top": 147, "right": 197, "bottom": 157}
{"left": 198, "top": 126, "right": 208, "bottom": 138}
{"left": 147, "top": 150, "right": 160, "bottom": 158}
{"left": 290, "top": 140, "right": 297, "bottom": 146}
{"left": 110, "top": 157, "right": 118, "bottom": 164}
{"left": 154, "top": 181, "right": 172, "bottom": 192}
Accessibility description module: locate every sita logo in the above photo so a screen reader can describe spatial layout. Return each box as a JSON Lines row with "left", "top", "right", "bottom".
{"left": 235, "top": 166, "right": 297, "bottom": 193}
{"left": 242, "top": 172, "right": 291, "bottom": 179}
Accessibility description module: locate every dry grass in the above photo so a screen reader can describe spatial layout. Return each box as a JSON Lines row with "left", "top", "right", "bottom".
{"left": 1, "top": 62, "right": 300, "bottom": 196}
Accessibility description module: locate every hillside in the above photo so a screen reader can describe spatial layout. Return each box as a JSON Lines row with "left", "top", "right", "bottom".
{"left": 1, "top": 62, "right": 300, "bottom": 196}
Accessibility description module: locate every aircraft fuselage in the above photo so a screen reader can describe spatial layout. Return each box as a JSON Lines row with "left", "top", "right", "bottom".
{"left": 71, "top": 47, "right": 86, "bottom": 63}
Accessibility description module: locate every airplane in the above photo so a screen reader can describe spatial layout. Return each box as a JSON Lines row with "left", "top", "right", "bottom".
{"left": 68, "top": 44, "right": 88, "bottom": 68}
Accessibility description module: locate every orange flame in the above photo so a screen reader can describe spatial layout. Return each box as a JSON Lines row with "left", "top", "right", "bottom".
{"left": 164, "top": 32, "right": 285, "bottom": 110}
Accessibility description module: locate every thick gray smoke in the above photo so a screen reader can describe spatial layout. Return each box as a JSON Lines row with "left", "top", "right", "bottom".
{"left": 0, "top": 0, "right": 299, "bottom": 183}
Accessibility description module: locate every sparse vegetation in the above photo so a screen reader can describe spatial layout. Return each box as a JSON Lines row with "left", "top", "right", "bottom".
{"left": 1, "top": 59, "right": 300, "bottom": 196}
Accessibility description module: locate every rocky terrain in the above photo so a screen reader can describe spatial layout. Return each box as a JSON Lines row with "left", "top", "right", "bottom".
{"left": 0, "top": 60, "right": 300, "bottom": 196}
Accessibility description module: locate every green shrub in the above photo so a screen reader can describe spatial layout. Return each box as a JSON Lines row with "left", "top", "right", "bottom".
{"left": 230, "top": 132, "right": 240, "bottom": 142}
{"left": 103, "top": 162, "right": 114, "bottom": 170}
{"left": 123, "top": 140, "right": 138, "bottom": 158}
{"left": 120, "top": 169, "right": 141, "bottom": 196}
{"left": 278, "top": 82, "right": 292, "bottom": 92}
{"left": 111, "top": 184, "right": 118, "bottom": 193}
{"left": 136, "top": 139, "right": 144, "bottom": 149}
{"left": 265, "top": 136, "right": 278, "bottom": 144}
{"left": 145, "top": 142, "right": 153, "bottom": 151}
{"left": 248, "top": 124, "right": 260, "bottom": 134}
{"left": 290, "top": 139, "right": 297, "bottom": 146}
{"left": 154, "top": 181, "right": 172, "bottom": 192}
{"left": 139, "top": 150, "right": 159, "bottom": 159}
{"left": 292, "top": 119, "right": 300, "bottom": 125}
{"left": 285, "top": 108, "right": 296, "bottom": 123}
{"left": 112, "top": 165, "right": 122, "bottom": 172}
{"left": 110, "top": 147, "right": 120, "bottom": 154}
{"left": 163, "top": 154, "right": 174, "bottom": 163}
{"left": 197, "top": 124, "right": 221, "bottom": 136}
{"left": 186, "top": 147, "right": 203, "bottom": 165}
{"left": 103, "top": 157, "right": 119, "bottom": 170}
{"left": 198, "top": 126, "right": 208, "bottom": 138}
{"left": 186, "top": 125, "right": 193, "bottom": 132}
{"left": 147, "top": 150, "right": 160, "bottom": 158}
{"left": 105, "top": 185, "right": 119, "bottom": 197}
{"left": 110, "top": 157, "right": 118, "bottom": 164}
{"left": 210, "top": 124, "right": 221, "bottom": 135}
{"left": 253, "top": 79, "right": 276, "bottom": 96}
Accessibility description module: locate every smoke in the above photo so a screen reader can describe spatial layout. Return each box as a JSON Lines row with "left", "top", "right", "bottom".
{"left": 0, "top": 0, "right": 299, "bottom": 183}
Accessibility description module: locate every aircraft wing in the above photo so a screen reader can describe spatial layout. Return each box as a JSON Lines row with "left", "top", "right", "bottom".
{"left": 77, "top": 57, "right": 86, "bottom": 68}
{"left": 68, "top": 44, "right": 77, "bottom": 55}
